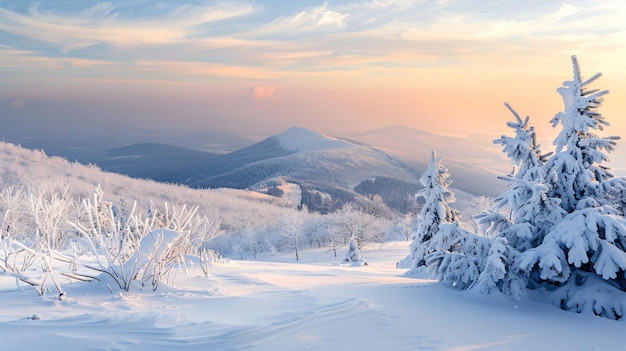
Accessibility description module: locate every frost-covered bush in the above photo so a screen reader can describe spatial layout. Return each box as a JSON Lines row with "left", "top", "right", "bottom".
{"left": 0, "top": 182, "right": 223, "bottom": 295}
{"left": 70, "top": 188, "right": 215, "bottom": 291}
{"left": 0, "top": 182, "right": 81, "bottom": 298}
{"left": 325, "top": 203, "right": 388, "bottom": 260}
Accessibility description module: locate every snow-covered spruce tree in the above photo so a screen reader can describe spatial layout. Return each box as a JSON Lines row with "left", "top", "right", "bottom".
{"left": 517, "top": 56, "right": 626, "bottom": 319}
{"left": 543, "top": 55, "right": 623, "bottom": 213}
{"left": 343, "top": 236, "right": 367, "bottom": 266}
{"left": 496, "top": 103, "right": 547, "bottom": 179}
{"left": 477, "top": 103, "right": 565, "bottom": 251}
{"left": 425, "top": 222, "right": 490, "bottom": 289}
{"left": 405, "top": 151, "right": 458, "bottom": 273}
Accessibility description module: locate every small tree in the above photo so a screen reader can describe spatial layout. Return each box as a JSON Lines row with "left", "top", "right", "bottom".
{"left": 278, "top": 212, "right": 303, "bottom": 261}
{"left": 544, "top": 55, "right": 623, "bottom": 213}
{"left": 327, "top": 204, "right": 386, "bottom": 250}
{"left": 342, "top": 236, "right": 367, "bottom": 266}
{"left": 406, "top": 151, "right": 457, "bottom": 271}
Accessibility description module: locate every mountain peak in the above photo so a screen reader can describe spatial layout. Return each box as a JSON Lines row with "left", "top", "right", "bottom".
{"left": 273, "top": 126, "right": 355, "bottom": 153}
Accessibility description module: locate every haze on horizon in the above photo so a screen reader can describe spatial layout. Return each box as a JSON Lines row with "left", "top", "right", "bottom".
{"left": 1, "top": 1, "right": 626, "bottom": 144}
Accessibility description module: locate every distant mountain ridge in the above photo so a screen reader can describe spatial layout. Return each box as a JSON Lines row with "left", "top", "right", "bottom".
{"left": 0, "top": 128, "right": 254, "bottom": 166}
{"left": 162, "top": 126, "right": 505, "bottom": 213}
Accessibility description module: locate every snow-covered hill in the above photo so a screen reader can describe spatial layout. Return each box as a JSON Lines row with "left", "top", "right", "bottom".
{"left": 0, "top": 141, "right": 300, "bottom": 232}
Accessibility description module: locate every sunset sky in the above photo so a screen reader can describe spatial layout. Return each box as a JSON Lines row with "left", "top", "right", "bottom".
{"left": 1, "top": 0, "right": 626, "bottom": 142}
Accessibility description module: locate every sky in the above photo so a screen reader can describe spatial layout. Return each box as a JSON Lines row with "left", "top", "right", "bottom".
{"left": 1, "top": 0, "right": 626, "bottom": 143}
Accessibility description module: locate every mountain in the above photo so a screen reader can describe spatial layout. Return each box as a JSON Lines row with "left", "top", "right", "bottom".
{"left": 162, "top": 126, "right": 505, "bottom": 213}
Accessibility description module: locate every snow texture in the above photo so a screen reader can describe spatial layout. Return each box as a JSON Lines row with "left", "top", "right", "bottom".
{"left": 1, "top": 242, "right": 624, "bottom": 351}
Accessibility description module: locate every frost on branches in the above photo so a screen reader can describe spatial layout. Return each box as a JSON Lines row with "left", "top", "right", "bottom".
{"left": 473, "top": 56, "right": 626, "bottom": 319}
{"left": 405, "top": 151, "right": 457, "bottom": 274}
{"left": 545, "top": 56, "right": 623, "bottom": 214}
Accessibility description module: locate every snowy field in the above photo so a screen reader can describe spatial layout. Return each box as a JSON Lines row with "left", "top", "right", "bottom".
{"left": 0, "top": 241, "right": 622, "bottom": 351}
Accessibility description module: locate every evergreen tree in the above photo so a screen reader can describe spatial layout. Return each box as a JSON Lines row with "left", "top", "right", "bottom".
{"left": 425, "top": 222, "right": 488, "bottom": 289}
{"left": 469, "top": 237, "right": 526, "bottom": 300}
{"left": 495, "top": 103, "right": 547, "bottom": 179}
{"left": 431, "top": 56, "right": 626, "bottom": 319}
{"left": 478, "top": 104, "right": 564, "bottom": 250}
{"left": 343, "top": 236, "right": 367, "bottom": 266}
{"left": 503, "top": 56, "right": 626, "bottom": 319}
{"left": 406, "top": 151, "right": 457, "bottom": 271}
{"left": 544, "top": 55, "right": 622, "bottom": 213}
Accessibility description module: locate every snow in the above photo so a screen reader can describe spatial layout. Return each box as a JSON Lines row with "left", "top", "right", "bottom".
{"left": 1, "top": 241, "right": 623, "bottom": 350}
{"left": 274, "top": 126, "right": 355, "bottom": 153}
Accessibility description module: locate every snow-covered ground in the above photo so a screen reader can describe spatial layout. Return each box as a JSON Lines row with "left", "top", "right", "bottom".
{"left": 0, "top": 241, "right": 622, "bottom": 350}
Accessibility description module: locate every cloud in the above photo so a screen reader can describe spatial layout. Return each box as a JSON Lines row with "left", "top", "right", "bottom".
{"left": 257, "top": 2, "right": 349, "bottom": 36}
{"left": 0, "top": 2, "right": 258, "bottom": 47}
{"left": 1, "top": 0, "right": 625, "bottom": 95}
{"left": 248, "top": 86, "right": 277, "bottom": 99}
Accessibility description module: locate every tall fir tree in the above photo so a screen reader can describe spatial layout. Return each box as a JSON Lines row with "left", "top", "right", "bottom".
{"left": 406, "top": 151, "right": 457, "bottom": 272}
{"left": 478, "top": 103, "right": 564, "bottom": 250}
{"left": 544, "top": 55, "right": 622, "bottom": 212}
{"left": 517, "top": 57, "right": 626, "bottom": 318}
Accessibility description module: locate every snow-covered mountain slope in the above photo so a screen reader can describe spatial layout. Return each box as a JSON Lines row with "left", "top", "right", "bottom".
{"left": 276, "top": 126, "right": 356, "bottom": 152}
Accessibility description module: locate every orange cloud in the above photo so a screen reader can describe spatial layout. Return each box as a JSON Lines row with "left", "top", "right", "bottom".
{"left": 249, "top": 86, "right": 277, "bottom": 99}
